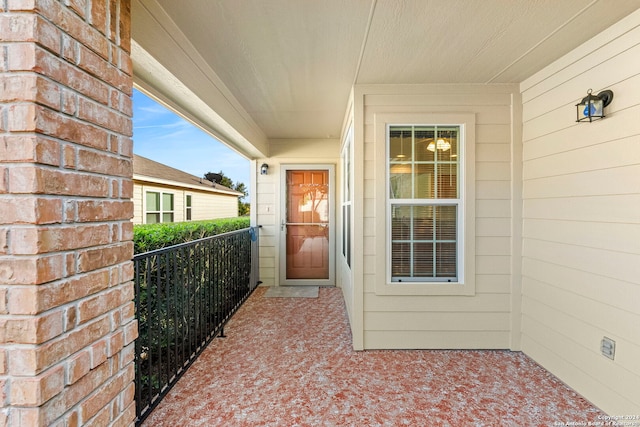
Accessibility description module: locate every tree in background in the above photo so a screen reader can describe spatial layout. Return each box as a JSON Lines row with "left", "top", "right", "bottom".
{"left": 204, "top": 171, "right": 249, "bottom": 216}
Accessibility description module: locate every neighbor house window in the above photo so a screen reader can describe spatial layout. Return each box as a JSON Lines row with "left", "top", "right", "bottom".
{"left": 185, "top": 195, "right": 192, "bottom": 220}
{"left": 145, "top": 191, "right": 174, "bottom": 223}
{"left": 388, "top": 125, "right": 461, "bottom": 282}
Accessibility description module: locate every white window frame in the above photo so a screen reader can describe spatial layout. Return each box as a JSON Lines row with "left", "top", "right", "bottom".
{"left": 387, "top": 124, "right": 463, "bottom": 283}
{"left": 185, "top": 194, "right": 192, "bottom": 221}
{"left": 144, "top": 190, "right": 175, "bottom": 224}
{"left": 374, "top": 112, "right": 475, "bottom": 296}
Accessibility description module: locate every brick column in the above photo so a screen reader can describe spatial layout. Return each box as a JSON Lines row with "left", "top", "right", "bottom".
{"left": 0, "top": 1, "right": 136, "bottom": 425}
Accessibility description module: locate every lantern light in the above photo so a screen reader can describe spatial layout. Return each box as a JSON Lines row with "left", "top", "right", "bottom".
{"left": 576, "top": 89, "right": 613, "bottom": 122}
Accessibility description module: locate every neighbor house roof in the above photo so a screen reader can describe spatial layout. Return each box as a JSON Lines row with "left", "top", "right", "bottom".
{"left": 133, "top": 154, "right": 243, "bottom": 196}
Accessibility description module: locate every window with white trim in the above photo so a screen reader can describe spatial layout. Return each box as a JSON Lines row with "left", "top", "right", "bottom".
{"left": 145, "top": 191, "right": 174, "bottom": 223}
{"left": 185, "top": 194, "right": 192, "bottom": 221}
{"left": 388, "top": 125, "right": 461, "bottom": 282}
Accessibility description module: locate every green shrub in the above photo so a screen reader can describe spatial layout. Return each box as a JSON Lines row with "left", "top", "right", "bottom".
{"left": 133, "top": 217, "right": 250, "bottom": 254}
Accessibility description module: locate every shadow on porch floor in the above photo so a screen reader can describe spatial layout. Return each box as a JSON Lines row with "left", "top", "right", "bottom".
{"left": 142, "top": 287, "right": 603, "bottom": 426}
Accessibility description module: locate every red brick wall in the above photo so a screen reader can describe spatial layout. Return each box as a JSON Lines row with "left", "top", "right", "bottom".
{"left": 0, "top": 1, "right": 135, "bottom": 425}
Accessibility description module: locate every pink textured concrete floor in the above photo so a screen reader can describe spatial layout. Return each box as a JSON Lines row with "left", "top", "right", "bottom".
{"left": 142, "top": 287, "right": 604, "bottom": 426}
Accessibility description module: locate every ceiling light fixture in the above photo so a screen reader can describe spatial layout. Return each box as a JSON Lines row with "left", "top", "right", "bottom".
{"left": 427, "top": 138, "right": 451, "bottom": 152}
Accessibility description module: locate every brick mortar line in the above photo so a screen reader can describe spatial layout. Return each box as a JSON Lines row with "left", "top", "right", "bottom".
{"left": 0, "top": 160, "right": 133, "bottom": 179}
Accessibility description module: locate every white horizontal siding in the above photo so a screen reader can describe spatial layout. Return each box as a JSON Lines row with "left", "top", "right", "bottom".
{"left": 132, "top": 184, "right": 143, "bottom": 224}
{"left": 520, "top": 8, "right": 640, "bottom": 414}
{"left": 192, "top": 192, "right": 238, "bottom": 220}
{"left": 523, "top": 165, "right": 639, "bottom": 199}
{"left": 364, "top": 331, "right": 509, "bottom": 350}
{"left": 521, "top": 317, "right": 638, "bottom": 415}
{"left": 475, "top": 275, "right": 511, "bottom": 294}
{"left": 523, "top": 135, "right": 640, "bottom": 179}
{"left": 476, "top": 236, "right": 510, "bottom": 256}
{"left": 363, "top": 292, "right": 511, "bottom": 312}
{"left": 522, "top": 257, "right": 640, "bottom": 320}
{"left": 360, "top": 85, "right": 518, "bottom": 350}
{"left": 523, "top": 218, "right": 639, "bottom": 254}
{"left": 523, "top": 195, "right": 640, "bottom": 223}
{"left": 476, "top": 162, "right": 510, "bottom": 181}
{"left": 365, "top": 312, "right": 510, "bottom": 332}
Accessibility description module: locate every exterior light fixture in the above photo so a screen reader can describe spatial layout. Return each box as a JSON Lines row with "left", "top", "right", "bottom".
{"left": 427, "top": 138, "right": 451, "bottom": 152}
{"left": 260, "top": 163, "right": 269, "bottom": 175}
{"left": 576, "top": 89, "right": 613, "bottom": 122}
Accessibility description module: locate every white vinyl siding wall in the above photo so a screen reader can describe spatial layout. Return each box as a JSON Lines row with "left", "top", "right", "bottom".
{"left": 520, "top": 10, "right": 640, "bottom": 415}
{"left": 356, "top": 84, "right": 519, "bottom": 350}
{"left": 193, "top": 192, "right": 238, "bottom": 220}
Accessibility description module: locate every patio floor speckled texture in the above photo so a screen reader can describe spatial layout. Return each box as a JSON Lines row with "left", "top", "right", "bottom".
{"left": 142, "top": 287, "right": 604, "bottom": 427}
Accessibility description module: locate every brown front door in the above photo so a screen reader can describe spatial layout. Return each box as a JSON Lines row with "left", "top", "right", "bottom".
{"left": 281, "top": 167, "right": 334, "bottom": 285}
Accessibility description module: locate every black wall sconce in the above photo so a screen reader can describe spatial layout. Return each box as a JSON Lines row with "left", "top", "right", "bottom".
{"left": 260, "top": 163, "right": 269, "bottom": 175}
{"left": 576, "top": 89, "right": 613, "bottom": 122}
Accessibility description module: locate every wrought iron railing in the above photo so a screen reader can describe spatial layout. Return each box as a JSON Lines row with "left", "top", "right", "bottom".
{"left": 134, "top": 226, "right": 260, "bottom": 424}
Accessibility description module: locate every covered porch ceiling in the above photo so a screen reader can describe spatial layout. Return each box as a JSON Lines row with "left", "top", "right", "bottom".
{"left": 131, "top": 0, "right": 640, "bottom": 158}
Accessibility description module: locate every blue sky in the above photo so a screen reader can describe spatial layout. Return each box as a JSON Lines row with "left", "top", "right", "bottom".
{"left": 132, "top": 89, "right": 251, "bottom": 193}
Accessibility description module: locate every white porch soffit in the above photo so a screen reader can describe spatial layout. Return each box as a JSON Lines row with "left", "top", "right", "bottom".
{"left": 131, "top": 0, "right": 640, "bottom": 158}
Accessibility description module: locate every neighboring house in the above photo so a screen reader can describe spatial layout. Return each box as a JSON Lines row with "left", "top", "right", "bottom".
{"left": 4, "top": 2, "right": 640, "bottom": 425}
{"left": 132, "top": 154, "right": 242, "bottom": 224}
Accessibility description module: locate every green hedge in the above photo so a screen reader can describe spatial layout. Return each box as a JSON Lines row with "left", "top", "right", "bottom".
{"left": 133, "top": 217, "right": 250, "bottom": 254}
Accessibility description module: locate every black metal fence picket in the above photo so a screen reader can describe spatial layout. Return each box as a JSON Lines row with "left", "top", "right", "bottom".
{"left": 133, "top": 226, "right": 260, "bottom": 424}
